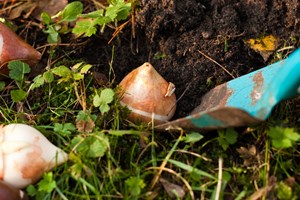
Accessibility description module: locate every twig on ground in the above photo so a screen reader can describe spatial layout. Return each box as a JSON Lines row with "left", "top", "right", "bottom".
{"left": 215, "top": 157, "right": 223, "bottom": 200}
{"left": 149, "top": 129, "right": 183, "bottom": 190}
{"left": 198, "top": 50, "right": 235, "bottom": 79}
{"left": 146, "top": 166, "right": 195, "bottom": 200}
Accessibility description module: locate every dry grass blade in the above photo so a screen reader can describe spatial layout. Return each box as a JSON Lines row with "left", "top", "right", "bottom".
{"left": 108, "top": 19, "right": 130, "bottom": 44}
{"left": 146, "top": 166, "right": 195, "bottom": 200}
{"left": 0, "top": 1, "right": 23, "bottom": 15}
{"left": 175, "top": 149, "right": 212, "bottom": 162}
{"left": 215, "top": 158, "right": 223, "bottom": 200}
{"left": 149, "top": 129, "right": 183, "bottom": 190}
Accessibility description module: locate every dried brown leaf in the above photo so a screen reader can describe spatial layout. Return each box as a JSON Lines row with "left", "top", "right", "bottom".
{"left": 8, "top": 0, "right": 67, "bottom": 20}
{"left": 9, "top": 2, "right": 37, "bottom": 19}
{"left": 247, "top": 176, "right": 277, "bottom": 200}
{"left": 160, "top": 178, "right": 186, "bottom": 199}
{"left": 237, "top": 145, "right": 259, "bottom": 166}
{"left": 76, "top": 118, "right": 95, "bottom": 133}
{"left": 32, "top": 0, "right": 68, "bottom": 21}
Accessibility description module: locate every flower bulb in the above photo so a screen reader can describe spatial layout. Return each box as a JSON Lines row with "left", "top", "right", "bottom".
{"left": 0, "top": 22, "right": 41, "bottom": 75}
{"left": 0, "top": 124, "right": 68, "bottom": 188}
{"left": 119, "top": 62, "right": 176, "bottom": 125}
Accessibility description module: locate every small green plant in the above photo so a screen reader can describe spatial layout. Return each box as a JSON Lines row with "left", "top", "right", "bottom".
{"left": 41, "top": 0, "right": 132, "bottom": 43}
{"left": 93, "top": 88, "right": 115, "bottom": 114}
{"left": 277, "top": 181, "right": 293, "bottom": 200}
{"left": 27, "top": 172, "right": 57, "bottom": 198}
{"left": 41, "top": 1, "right": 83, "bottom": 43}
{"left": 54, "top": 122, "right": 76, "bottom": 136}
{"left": 73, "top": 0, "right": 131, "bottom": 36}
{"left": 217, "top": 128, "right": 238, "bottom": 150}
{"left": 8, "top": 61, "right": 31, "bottom": 102}
{"left": 182, "top": 132, "right": 204, "bottom": 144}
{"left": 125, "top": 176, "right": 146, "bottom": 198}
{"left": 268, "top": 126, "right": 300, "bottom": 149}
{"left": 70, "top": 132, "right": 109, "bottom": 158}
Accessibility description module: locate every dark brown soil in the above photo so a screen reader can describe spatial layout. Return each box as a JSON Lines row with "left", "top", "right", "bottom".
{"left": 98, "top": 0, "right": 300, "bottom": 119}
{"left": 5, "top": 0, "right": 300, "bottom": 120}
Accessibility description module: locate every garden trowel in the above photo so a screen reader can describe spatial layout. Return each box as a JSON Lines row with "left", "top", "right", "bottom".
{"left": 156, "top": 48, "right": 300, "bottom": 131}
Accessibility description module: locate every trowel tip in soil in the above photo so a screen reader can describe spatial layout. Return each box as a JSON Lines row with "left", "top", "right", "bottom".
{"left": 156, "top": 48, "right": 300, "bottom": 132}
{"left": 155, "top": 107, "right": 262, "bottom": 132}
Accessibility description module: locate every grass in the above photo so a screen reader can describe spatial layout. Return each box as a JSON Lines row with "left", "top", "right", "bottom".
{"left": 1, "top": 1, "right": 300, "bottom": 199}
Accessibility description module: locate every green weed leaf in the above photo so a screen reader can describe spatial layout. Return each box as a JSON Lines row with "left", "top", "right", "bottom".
{"left": 10, "top": 89, "right": 27, "bottom": 102}
{"left": 276, "top": 181, "right": 293, "bottom": 200}
{"left": 70, "top": 162, "right": 83, "bottom": 179}
{"left": 168, "top": 159, "right": 216, "bottom": 180}
{"left": 61, "top": 1, "right": 83, "bottom": 22}
{"left": 268, "top": 126, "right": 300, "bottom": 149}
{"left": 31, "top": 75, "right": 45, "bottom": 90}
{"left": 43, "top": 71, "right": 54, "bottom": 83}
{"left": 76, "top": 110, "right": 97, "bottom": 122}
{"left": 106, "top": 0, "right": 131, "bottom": 21}
{"left": 80, "top": 64, "right": 92, "bottom": 74}
{"left": 225, "top": 129, "right": 238, "bottom": 144}
{"left": 8, "top": 61, "right": 31, "bottom": 82}
{"left": 31, "top": 71, "right": 54, "bottom": 90}
{"left": 70, "top": 135, "right": 84, "bottom": 150}
{"left": 93, "top": 88, "right": 115, "bottom": 114}
{"left": 44, "top": 25, "right": 60, "bottom": 44}
{"left": 0, "top": 81, "right": 5, "bottom": 91}
{"left": 41, "top": 12, "right": 51, "bottom": 25}
{"left": 72, "top": 19, "right": 97, "bottom": 37}
{"left": 125, "top": 177, "right": 146, "bottom": 197}
{"left": 52, "top": 66, "right": 72, "bottom": 83}
{"left": 37, "top": 172, "right": 57, "bottom": 193}
{"left": 71, "top": 133, "right": 109, "bottom": 158}
{"left": 217, "top": 128, "right": 238, "bottom": 150}
{"left": 52, "top": 66, "right": 72, "bottom": 77}
{"left": 87, "top": 137, "right": 108, "bottom": 157}
{"left": 80, "top": 10, "right": 104, "bottom": 18}
{"left": 26, "top": 185, "right": 37, "bottom": 197}
{"left": 54, "top": 123, "right": 76, "bottom": 136}
{"left": 94, "top": 16, "right": 112, "bottom": 26}
{"left": 183, "top": 132, "right": 204, "bottom": 143}
{"left": 73, "top": 73, "right": 84, "bottom": 81}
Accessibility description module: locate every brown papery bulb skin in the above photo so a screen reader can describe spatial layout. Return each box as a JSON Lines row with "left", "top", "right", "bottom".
{"left": 0, "top": 181, "right": 28, "bottom": 200}
{"left": 0, "top": 22, "right": 41, "bottom": 75}
{"left": 119, "top": 62, "right": 176, "bottom": 125}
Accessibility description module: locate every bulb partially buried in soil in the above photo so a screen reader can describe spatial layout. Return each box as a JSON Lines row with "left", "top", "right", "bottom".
{"left": 0, "top": 124, "right": 68, "bottom": 189}
{"left": 0, "top": 22, "right": 41, "bottom": 76}
{"left": 119, "top": 62, "right": 176, "bottom": 125}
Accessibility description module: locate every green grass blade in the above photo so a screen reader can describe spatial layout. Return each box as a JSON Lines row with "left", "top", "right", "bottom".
{"left": 168, "top": 159, "right": 216, "bottom": 180}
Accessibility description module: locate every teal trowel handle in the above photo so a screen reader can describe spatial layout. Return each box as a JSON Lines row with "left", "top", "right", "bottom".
{"left": 258, "top": 48, "right": 300, "bottom": 119}
{"left": 272, "top": 48, "right": 300, "bottom": 100}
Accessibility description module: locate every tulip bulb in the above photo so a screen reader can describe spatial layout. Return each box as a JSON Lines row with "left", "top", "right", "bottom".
{"left": 0, "top": 124, "right": 68, "bottom": 188}
{"left": 0, "top": 22, "right": 41, "bottom": 75}
{"left": 0, "top": 181, "right": 28, "bottom": 200}
{"left": 119, "top": 62, "right": 176, "bottom": 125}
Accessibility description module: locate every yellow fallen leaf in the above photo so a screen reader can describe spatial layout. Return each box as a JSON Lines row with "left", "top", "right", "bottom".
{"left": 245, "top": 35, "right": 278, "bottom": 61}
